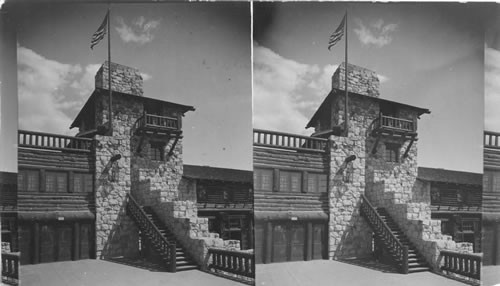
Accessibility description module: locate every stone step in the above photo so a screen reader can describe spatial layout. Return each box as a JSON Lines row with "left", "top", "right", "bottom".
{"left": 176, "top": 265, "right": 199, "bottom": 272}
{"left": 407, "top": 267, "right": 430, "bottom": 273}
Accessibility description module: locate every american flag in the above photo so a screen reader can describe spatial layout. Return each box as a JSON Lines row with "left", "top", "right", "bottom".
{"left": 90, "top": 11, "right": 109, "bottom": 50}
{"left": 328, "top": 14, "right": 346, "bottom": 51}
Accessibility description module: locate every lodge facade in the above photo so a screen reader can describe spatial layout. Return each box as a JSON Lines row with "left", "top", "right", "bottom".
{"left": 253, "top": 63, "right": 476, "bottom": 273}
{"left": 13, "top": 62, "right": 253, "bottom": 274}
{"left": 483, "top": 131, "right": 500, "bottom": 265}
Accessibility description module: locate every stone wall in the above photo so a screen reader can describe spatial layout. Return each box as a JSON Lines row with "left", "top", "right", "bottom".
{"left": 328, "top": 136, "right": 372, "bottom": 258}
{"left": 364, "top": 131, "right": 473, "bottom": 268}
{"left": 94, "top": 94, "right": 142, "bottom": 259}
{"left": 95, "top": 61, "right": 144, "bottom": 96}
{"left": 332, "top": 62, "right": 380, "bottom": 97}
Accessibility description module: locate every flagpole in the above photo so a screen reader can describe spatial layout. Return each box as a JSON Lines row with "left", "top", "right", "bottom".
{"left": 344, "top": 12, "right": 349, "bottom": 137}
{"left": 107, "top": 6, "right": 113, "bottom": 134}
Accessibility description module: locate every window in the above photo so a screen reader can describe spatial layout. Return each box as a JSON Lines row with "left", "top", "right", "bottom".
{"left": 430, "top": 188, "right": 441, "bottom": 203}
{"left": 149, "top": 142, "right": 165, "bottom": 161}
{"left": 308, "top": 173, "right": 328, "bottom": 193}
{"left": 254, "top": 169, "right": 273, "bottom": 191}
{"left": 18, "top": 170, "right": 39, "bottom": 192}
{"left": 45, "top": 171, "right": 68, "bottom": 192}
{"left": 73, "top": 173, "right": 93, "bottom": 193}
{"left": 384, "top": 144, "right": 399, "bottom": 163}
{"left": 280, "top": 171, "right": 301, "bottom": 192}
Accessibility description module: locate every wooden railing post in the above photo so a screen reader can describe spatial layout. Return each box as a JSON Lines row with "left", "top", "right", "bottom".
{"left": 169, "top": 244, "right": 177, "bottom": 273}
{"left": 402, "top": 246, "right": 409, "bottom": 274}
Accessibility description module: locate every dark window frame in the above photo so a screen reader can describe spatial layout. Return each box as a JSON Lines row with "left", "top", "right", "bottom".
{"left": 384, "top": 143, "right": 400, "bottom": 163}
{"left": 148, "top": 141, "right": 165, "bottom": 161}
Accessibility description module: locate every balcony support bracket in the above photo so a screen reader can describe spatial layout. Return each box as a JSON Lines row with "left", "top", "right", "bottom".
{"left": 403, "top": 135, "right": 416, "bottom": 158}
{"left": 371, "top": 133, "right": 381, "bottom": 155}
{"left": 167, "top": 135, "right": 181, "bottom": 158}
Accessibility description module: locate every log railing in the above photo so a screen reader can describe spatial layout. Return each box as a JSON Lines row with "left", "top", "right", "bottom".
{"left": 207, "top": 248, "right": 255, "bottom": 280}
{"left": 126, "top": 194, "right": 176, "bottom": 272}
{"left": 18, "top": 130, "right": 94, "bottom": 153}
{"left": 2, "top": 252, "right": 19, "bottom": 284}
{"left": 360, "top": 194, "right": 409, "bottom": 274}
{"left": 374, "top": 114, "right": 415, "bottom": 133}
{"left": 485, "top": 131, "right": 500, "bottom": 149}
{"left": 439, "top": 250, "right": 481, "bottom": 281}
{"left": 253, "top": 129, "right": 328, "bottom": 153}
{"left": 139, "top": 114, "right": 179, "bottom": 131}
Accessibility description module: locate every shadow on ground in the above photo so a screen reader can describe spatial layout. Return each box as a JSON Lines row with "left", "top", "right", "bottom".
{"left": 104, "top": 257, "right": 167, "bottom": 272}
{"left": 336, "top": 257, "right": 399, "bottom": 274}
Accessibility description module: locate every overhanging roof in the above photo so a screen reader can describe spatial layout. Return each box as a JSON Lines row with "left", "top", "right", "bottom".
{"left": 306, "top": 89, "right": 431, "bottom": 129}
{"left": 417, "top": 167, "right": 482, "bottom": 186}
{"left": 70, "top": 89, "right": 195, "bottom": 129}
{"left": 183, "top": 164, "right": 252, "bottom": 184}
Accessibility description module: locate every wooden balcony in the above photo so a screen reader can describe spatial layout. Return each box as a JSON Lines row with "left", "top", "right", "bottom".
{"left": 18, "top": 130, "right": 94, "bottom": 153}
{"left": 253, "top": 129, "right": 328, "bottom": 153}
{"left": 136, "top": 114, "right": 181, "bottom": 134}
{"left": 372, "top": 114, "right": 417, "bottom": 137}
{"left": 484, "top": 131, "right": 500, "bottom": 150}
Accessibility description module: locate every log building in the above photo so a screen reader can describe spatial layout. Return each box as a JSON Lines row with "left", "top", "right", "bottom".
{"left": 15, "top": 62, "right": 252, "bottom": 273}
{"left": 483, "top": 131, "right": 500, "bottom": 265}
{"left": 254, "top": 63, "right": 475, "bottom": 273}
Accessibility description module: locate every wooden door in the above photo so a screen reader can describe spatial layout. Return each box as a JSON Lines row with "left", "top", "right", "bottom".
{"left": 57, "top": 224, "right": 73, "bottom": 261}
{"left": 254, "top": 223, "right": 265, "bottom": 264}
{"left": 40, "top": 224, "right": 56, "bottom": 263}
{"left": 80, "top": 223, "right": 92, "bottom": 259}
{"left": 289, "top": 223, "right": 305, "bottom": 261}
{"left": 18, "top": 225, "right": 32, "bottom": 265}
{"left": 272, "top": 224, "right": 287, "bottom": 263}
{"left": 312, "top": 223, "right": 326, "bottom": 260}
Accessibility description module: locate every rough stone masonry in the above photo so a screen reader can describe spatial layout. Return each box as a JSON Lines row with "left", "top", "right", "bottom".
{"left": 326, "top": 63, "right": 472, "bottom": 267}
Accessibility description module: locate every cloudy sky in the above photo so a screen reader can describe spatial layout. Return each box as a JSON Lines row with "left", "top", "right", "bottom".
{"left": 253, "top": 2, "right": 492, "bottom": 173}
{"left": 7, "top": 2, "right": 252, "bottom": 170}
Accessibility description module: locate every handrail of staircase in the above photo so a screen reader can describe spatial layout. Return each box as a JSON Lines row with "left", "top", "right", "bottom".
{"left": 360, "top": 194, "right": 409, "bottom": 274}
{"left": 207, "top": 248, "right": 255, "bottom": 280}
{"left": 439, "top": 250, "right": 481, "bottom": 280}
{"left": 126, "top": 193, "right": 177, "bottom": 272}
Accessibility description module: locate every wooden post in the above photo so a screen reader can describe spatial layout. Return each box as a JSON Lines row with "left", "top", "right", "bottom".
{"left": 169, "top": 243, "right": 176, "bottom": 272}
{"left": 302, "top": 171, "right": 308, "bottom": 193}
{"left": 265, "top": 221, "right": 272, "bottom": 263}
{"left": 73, "top": 222, "right": 80, "bottom": 260}
{"left": 39, "top": 170, "right": 46, "bottom": 192}
{"left": 306, "top": 222, "right": 313, "bottom": 261}
{"left": 273, "top": 169, "right": 280, "bottom": 192}
{"left": 402, "top": 246, "right": 409, "bottom": 274}
{"left": 33, "top": 222, "right": 40, "bottom": 264}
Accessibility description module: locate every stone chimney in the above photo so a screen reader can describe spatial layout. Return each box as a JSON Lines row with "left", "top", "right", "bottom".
{"left": 95, "top": 61, "right": 144, "bottom": 96}
{"left": 332, "top": 62, "right": 380, "bottom": 97}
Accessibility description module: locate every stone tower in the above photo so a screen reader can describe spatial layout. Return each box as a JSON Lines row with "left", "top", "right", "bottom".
{"left": 71, "top": 61, "right": 195, "bottom": 258}
{"left": 306, "top": 63, "right": 461, "bottom": 266}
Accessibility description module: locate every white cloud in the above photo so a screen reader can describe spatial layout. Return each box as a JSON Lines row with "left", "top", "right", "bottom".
{"left": 116, "top": 16, "right": 160, "bottom": 45}
{"left": 70, "top": 64, "right": 101, "bottom": 97}
{"left": 18, "top": 46, "right": 99, "bottom": 135}
{"left": 378, "top": 74, "right": 390, "bottom": 84}
{"left": 140, "top": 72, "right": 152, "bottom": 81}
{"left": 485, "top": 47, "right": 500, "bottom": 132}
{"left": 253, "top": 43, "right": 337, "bottom": 135}
{"left": 354, "top": 19, "right": 398, "bottom": 48}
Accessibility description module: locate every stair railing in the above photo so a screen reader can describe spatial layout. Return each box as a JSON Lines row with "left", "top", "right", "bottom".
{"left": 360, "top": 194, "right": 409, "bottom": 274}
{"left": 207, "top": 248, "right": 255, "bottom": 280}
{"left": 439, "top": 250, "right": 481, "bottom": 280}
{"left": 1, "top": 252, "right": 19, "bottom": 284}
{"left": 126, "top": 193, "right": 177, "bottom": 272}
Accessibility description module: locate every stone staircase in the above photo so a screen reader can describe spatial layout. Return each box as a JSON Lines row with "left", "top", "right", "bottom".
{"left": 360, "top": 194, "right": 431, "bottom": 274}
{"left": 126, "top": 194, "right": 199, "bottom": 272}
{"left": 376, "top": 208, "right": 431, "bottom": 273}
{"left": 141, "top": 207, "right": 199, "bottom": 272}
